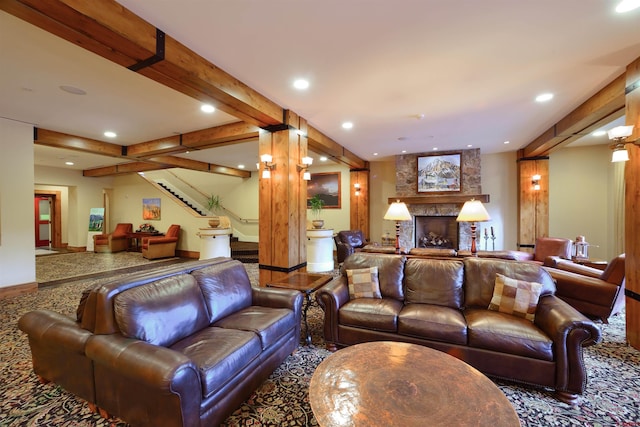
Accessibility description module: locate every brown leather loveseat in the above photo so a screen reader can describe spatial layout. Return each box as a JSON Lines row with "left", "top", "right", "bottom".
{"left": 316, "top": 252, "right": 601, "bottom": 404}
{"left": 19, "top": 258, "right": 303, "bottom": 426}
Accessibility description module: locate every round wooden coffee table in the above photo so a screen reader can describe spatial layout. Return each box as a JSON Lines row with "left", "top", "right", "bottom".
{"left": 309, "top": 341, "right": 520, "bottom": 427}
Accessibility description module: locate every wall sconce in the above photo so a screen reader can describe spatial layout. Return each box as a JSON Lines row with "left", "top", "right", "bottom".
{"left": 532, "top": 174, "right": 541, "bottom": 191}
{"left": 354, "top": 182, "right": 361, "bottom": 196}
{"left": 608, "top": 125, "right": 634, "bottom": 162}
{"left": 297, "top": 156, "right": 313, "bottom": 180}
{"left": 260, "top": 154, "right": 275, "bottom": 178}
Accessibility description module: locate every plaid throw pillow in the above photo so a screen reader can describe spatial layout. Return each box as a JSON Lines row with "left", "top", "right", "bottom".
{"left": 488, "top": 273, "right": 543, "bottom": 322}
{"left": 346, "top": 266, "right": 382, "bottom": 299}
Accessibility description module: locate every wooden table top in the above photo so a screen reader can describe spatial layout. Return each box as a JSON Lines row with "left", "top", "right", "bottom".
{"left": 309, "top": 341, "right": 520, "bottom": 427}
{"left": 267, "top": 272, "right": 332, "bottom": 293}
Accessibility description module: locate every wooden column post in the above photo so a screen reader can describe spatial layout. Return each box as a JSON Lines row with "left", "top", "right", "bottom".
{"left": 624, "top": 57, "right": 640, "bottom": 349}
{"left": 516, "top": 155, "right": 549, "bottom": 253}
{"left": 258, "top": 111, "right": 308, "bottom": 286}
{"left": 350, "top": 169, "right": 370, "bottom": 239}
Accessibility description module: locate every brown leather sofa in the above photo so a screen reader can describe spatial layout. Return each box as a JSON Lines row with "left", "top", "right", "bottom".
{"left": 334, "top": 230, "right": 368, "bottom": 263}
{"left": 19, "top": 258, "right": 303, "bottom": 426}
{"left": 543, "top": 254, "right": 626, "bottom": 322}
{"left": 316, "top": 252, "right": 601, "bottom": 404}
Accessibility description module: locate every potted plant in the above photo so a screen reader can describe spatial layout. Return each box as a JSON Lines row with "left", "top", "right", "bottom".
{"left": 205, "top": 194, "right": 223, "bottom": 228}
{"left": 308, "top": 194, "right": 325, "bottom": 229}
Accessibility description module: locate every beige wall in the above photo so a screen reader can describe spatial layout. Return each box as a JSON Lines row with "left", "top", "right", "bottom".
{"left": 0, "top": 118, "right": 35, "bottom": 289}
{"left": 549, "top": 144, "right": 617, "bottom": 261}
{"left": 308, "top": 163, "right": 352, "bottom": 234}
{"left": 369, "top": 160, "right": 401, "bottom": 243}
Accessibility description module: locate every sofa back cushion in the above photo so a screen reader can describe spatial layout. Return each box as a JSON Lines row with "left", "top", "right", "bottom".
{"left": 191, "top": 260, "right": 253, "bottom": 324}
{"left": 343, "top": 252, "right": 406, "bottom": 300}
{"left": 463, "top": 258, "right": 556, "bottom": 308}
{"left": 113, "top": 274, "right": 210, "bottom": 347}
{"left": 404, "top": 258, "right": 464, "bottom": 308}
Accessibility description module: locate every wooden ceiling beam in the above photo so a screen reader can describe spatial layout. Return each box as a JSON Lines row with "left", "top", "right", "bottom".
{"left": 34, "top": 128, "right": 124, "bottom": 157}
{"left": 82, "top": 162, "right": 165, "bottom": 177}
{"left": 522, "top": 74, "right": 626, "bottom": 157}
{"left": 4, "top": 0, "right": 367, "bottom": 171}
{"left": 147, "top": 156, "right": 251, "bottom": 178}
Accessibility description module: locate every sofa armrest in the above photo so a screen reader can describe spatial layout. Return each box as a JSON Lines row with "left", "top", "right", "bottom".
{"left": 543, "top": 258, "right": 602, "bottom": 278}
{"left": 86, "top": 334, "right": 202, "bottom": 426}
{"left": 253, "top": 287, "right": 303, "bottom": 342}
{"left": 19, "top": 310, "right": 91, "bottom": 353}
{"left": 543, "top": 267, "right": 620, "bottom": 303}
{"left": 315, "top": 277, "right": 350, "bottom": 346}
{"left": 144, "top": 236, "right": 178, "bottom": 245}
{"left": 534, "top": 296, "right": 601, "bottom": 393}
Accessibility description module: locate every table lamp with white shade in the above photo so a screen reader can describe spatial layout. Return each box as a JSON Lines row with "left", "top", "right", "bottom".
{"left": 456, "top": 199, "right": 491, "bottom": 256}
{"left": 384, "top": 201, "right": 412, "bottom": 254}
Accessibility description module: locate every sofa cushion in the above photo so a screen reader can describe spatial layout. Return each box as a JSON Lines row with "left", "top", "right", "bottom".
{"left": 339, "top": 298, "right": 403, "bottom": 332}
{"left": 192, "top": 260, "right": 253, "bottom": 324}
{"left": 488, "top": 273, "right": 542, "bottom": 322}
{"left": 465, "top": 308, "right": 553, "bottom": 361}
{"left": 343, "top": 253, "right": 406, "bottom": 300}
{"left": 404, "top": 258, "right": 464, "bottom": 308}
{"left": 170, "top": 327, "right": 261, "bottom": 399}
{"left": 346, "top": 267, "right": 382, "bottom": 299}
{"left": 398, "top": 304, "right": 467, "bottom": 345}
{"left": 113, "top": 274, "right": 209, "bottom": 347}
{"left": 463, "top": 258, "right": 555, "bottom": 308}
{"left": 214, "top": 306, "right": 294, "bottom": 350}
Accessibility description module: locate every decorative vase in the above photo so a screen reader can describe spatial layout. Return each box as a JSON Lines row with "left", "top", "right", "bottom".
{"left": 312, "top": 219, "right": 324, "bottom": 229}
{"left": 208, "top": 217, "right": 221, "bottom": 228}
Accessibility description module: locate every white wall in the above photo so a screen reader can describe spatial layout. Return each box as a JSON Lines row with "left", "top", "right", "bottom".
{"left": 34, "top": 165, "right": 113, "bottom": 248}
{"left": 308, "top": 163, "right": 352, "bottom": 234}
{"left": 0, "top": 119, "right": 35, "bottom": 289}
{"left": 370, "top": 160, "right": 401, "bottom": 243}
{"left": 481, "top": 151, "right": 519, "bottom": 251}
{"left": 549, "top": 144, "right": 615, "bottom": 261}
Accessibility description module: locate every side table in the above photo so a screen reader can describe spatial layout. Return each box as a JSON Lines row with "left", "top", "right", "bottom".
{"left": 267, "top": 272, "right": 332, "bottom": 346}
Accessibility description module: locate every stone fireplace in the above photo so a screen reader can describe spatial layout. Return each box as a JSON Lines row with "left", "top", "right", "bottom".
{"left": 415, "top": 216, "right": 458, "bottom": 249}
{"left": 392, "top": 149, "right": 485, "bottom": 251}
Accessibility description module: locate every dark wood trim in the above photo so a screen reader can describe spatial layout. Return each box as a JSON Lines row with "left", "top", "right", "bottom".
{"left": 0, "top": 282, "right": 37, "bottom": 299}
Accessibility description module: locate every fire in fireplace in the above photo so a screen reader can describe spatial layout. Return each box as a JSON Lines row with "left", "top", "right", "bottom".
{"left": 414, "top": 216, "right": 459, "bottom": 249}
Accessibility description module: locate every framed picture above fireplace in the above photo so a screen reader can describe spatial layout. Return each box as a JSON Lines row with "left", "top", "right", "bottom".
{"left": 417, "top": 153, "right": 462, "bottom": 193}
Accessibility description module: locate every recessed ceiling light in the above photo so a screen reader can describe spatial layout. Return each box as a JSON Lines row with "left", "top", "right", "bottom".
{"left": 238, "top": 164, "right": 245, "bottom": 169}
{"left": 535, "top": 93, "right": 554, "bottom": 102}
{"left": 138, "top": 172, "right": 145, "bottom": 176}
{"left": 65, "top": 161, "right": 74, "bottom": 166}
{"left": 201, "top": 104, "right": 215, "bottom": 113}
{"left": 432, "top": 147, "right": 438, "bottom": 151}
{"left": 504, "top": 140, "right": 510, "bottom": 144}
{"left": 104, "top": 131, "right": 117, "bottom": 138}
{"left": 342, "top": 122, "right": 353, "bottom": 129}
{"left": 319, "top": 156, "right": 328, "bottom": 162}
{"left": 293, "top": 79, "right": 309, "bottom": 90}
{"left": 401, "top": 150, "right": 407, "bottom": 153}
{"left": 616, "top": 0, "right": 640, "bottom": 12}
{"left": 373, "top": 152, "right": 378, "bottom": 156}
{"left": 467, "top": 144, "right": 473, "bottom": 148}
{"left": 59, "top": 85, "right": 86, "bottom": 95}
{"left": 592, "top": 130, "right": 607, "bottom": 137}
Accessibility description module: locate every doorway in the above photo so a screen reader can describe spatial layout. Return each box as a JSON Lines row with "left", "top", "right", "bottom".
{"left": 34, "top": 196, "right": 51, "bottom": 247}
{"left": 34, "top": 190, "right": 62, "bottom": 248}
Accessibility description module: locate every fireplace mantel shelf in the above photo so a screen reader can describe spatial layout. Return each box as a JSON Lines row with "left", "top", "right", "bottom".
{"left": 388, "top": 194, "right": 490, "bottom": 205}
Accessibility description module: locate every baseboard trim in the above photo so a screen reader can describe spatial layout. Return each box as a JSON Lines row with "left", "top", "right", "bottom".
{"left": 177, "top": 249, "right": 199, "bottom": 259}
{"left": 0, "top": 282, "right": 38, "bottom": 299}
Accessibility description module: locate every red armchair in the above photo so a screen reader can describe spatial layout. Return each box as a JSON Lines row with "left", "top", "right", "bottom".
{"left": 141, "top": 224, "right": 180, "bottom": 259}
{"left": 93, "top": 223, "right": 132, "bottom": 253}
{"left": 544, "top": 254, "right": 626, "bottom": 322}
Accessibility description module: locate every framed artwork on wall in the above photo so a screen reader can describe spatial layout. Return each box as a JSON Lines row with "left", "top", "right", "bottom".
{"left": 417, "top": 153, "right": 462, "bottom": 193}
{"left": 307, "top": 172, "right": 341, "bottom": 208}
{"left": 142, "top": 198, "right": 161, "bottom": 220}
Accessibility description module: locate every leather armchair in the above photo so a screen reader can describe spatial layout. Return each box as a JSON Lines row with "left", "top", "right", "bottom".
{"left": 141, "top": 224, "right": 180, "bottom": 259}
{"left": 531, "top": 236, "right": 573, "bottom": 264}
{"left": 93, "top": 223, "right": 132, "bottom": 253}
{"left": 334, "top": 230, "right": 368, "bottom": 263}
{"left": 544, "top": 254, "right": 626, "bottom": 322}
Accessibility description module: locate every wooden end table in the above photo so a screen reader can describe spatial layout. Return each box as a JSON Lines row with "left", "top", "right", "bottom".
{"left": 309, "top": 341, "right": 520, "bottom": 427}
{"left": 267, "top": 272, "right": 332, "bottom": 346}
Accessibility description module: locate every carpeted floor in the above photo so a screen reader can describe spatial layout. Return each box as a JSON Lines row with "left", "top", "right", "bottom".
{"left": 1, "top": 254, "right": 639, "bottom": 426}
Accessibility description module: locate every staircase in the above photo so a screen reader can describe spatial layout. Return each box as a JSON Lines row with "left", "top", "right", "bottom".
{"left": 155, "top": 181, "right": 207, "bottom": 216}
{"left": 230, "top": 238, "right": 259, "bottom": 264}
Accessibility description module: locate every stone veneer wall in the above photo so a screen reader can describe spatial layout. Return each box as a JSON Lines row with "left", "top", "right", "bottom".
{"left": 394, "top": 149, "right": 482, "bottom": 250}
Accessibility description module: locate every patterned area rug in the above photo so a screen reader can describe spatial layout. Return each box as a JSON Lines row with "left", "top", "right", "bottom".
{"left": 1, "top": 261, "right": 639, "bottom": 426}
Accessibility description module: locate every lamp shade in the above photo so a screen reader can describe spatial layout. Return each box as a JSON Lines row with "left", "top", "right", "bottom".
{"left": 612, "top": 146, "right": 630, "bottom": 162}
{"left": 456, "top": 199, "right": 491, "bottom": 222}
{"left": 384, "top": 201, "right": 411, "bottom": 221}
{"left": 607, "top": 125, "right": 634, "bottom": 140}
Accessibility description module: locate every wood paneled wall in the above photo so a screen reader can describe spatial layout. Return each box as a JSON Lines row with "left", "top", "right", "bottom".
{"left": 350, "top": 169, "right": 370, "bottom": 239}
{"left": 516, "top": 156, "right": 549, "bottom": 253}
